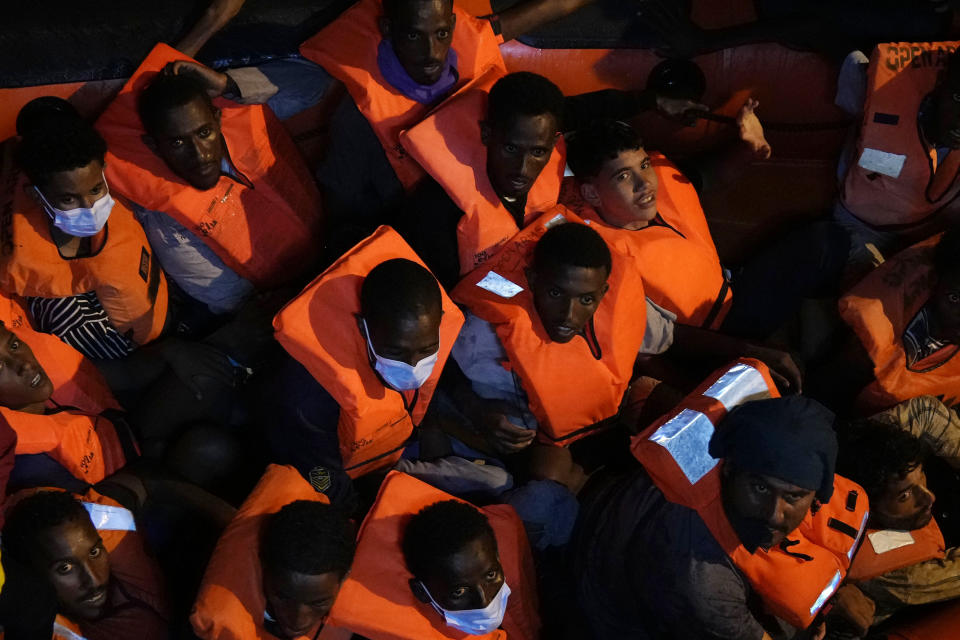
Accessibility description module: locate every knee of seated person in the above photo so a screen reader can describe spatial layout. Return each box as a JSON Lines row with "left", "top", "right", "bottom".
{"left": 527, "top": 443, "right": 586, "bottom": 494}
{"left": 260, "top": 501, "right": 354, "bottom": 639}
{"left": 165, "top": 423, "right": 244, "bottom": 495}
{"left": 403, "top": 500, "right": 506, "bottom": 613}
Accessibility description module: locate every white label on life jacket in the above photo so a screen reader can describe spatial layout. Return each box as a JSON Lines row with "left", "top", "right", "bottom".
{"left": 83, "top": 502, "right": 136, "bottom": 532}
{"left": 649, "top": 408, "right": 719, "bottom": 484}
{"left": 810, "top": 570, "right": 842, "bottom": 616}
{"left": 868, "top": 529, "right": 915, "bottom": 554}
{"left": 477, "top": 271, "right": 523, "bottom": 298}
{"left": 702, "top": 363, "right": 771, "bottom": 411}
{"left": 858, "top": 148, "right": 906, "bottom": 178}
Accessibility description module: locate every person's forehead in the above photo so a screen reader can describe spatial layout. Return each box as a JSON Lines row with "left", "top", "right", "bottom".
{"left": 156, "top": 97, "right": 217, "bottom": 137}
{"left": 270, "top": 568, "right": 341, "bottom": 599}
{"left": 599, "top": 147, "right": 649, "bottom": 177}
{"left": 44, "top": 161, "right": 104, "bottom": 194}
{"left": 746, "top": 471, "right": 812, "bottom": 495}
{"left": 395, "top": 0, "right": 453, "bottom": 27}
{"left": 537, "top": 263, "right": 608, "bottom": 291}
{"left": 497, "top": 113, "right": 558, "bottom": 145}
{"left": 882, "top": 464, "right": 924, "bottom": 496}
{"left": 433, "top": 536, "right": 499, "bottom": 581}
{"left": 39, "top": 518, "right": 99, "bottom": 560}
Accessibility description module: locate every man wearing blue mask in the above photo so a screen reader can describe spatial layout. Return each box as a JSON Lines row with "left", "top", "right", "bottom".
{"left": 266, "top": 228, "right": 465, "bottom": 499}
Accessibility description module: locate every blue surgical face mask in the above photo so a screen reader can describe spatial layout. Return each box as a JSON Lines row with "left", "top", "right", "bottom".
{"left": 362, "top": 318, "right": 438, "bottom": 391}
{"left": 421, "top": 581, "right": 511, "bottom": 635}
{"left": 35, "top": 178, "right": 114, "bottom": 237}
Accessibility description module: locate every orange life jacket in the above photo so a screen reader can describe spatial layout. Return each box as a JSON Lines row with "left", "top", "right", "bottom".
{"left": 2, "top": 407, "right": 134, "bottom": 485}
{"left": 273, "top": 227, "right": 464, "bottom": 477}
{"left": 95, "top": 43, "right": 323, "bottom": 289}
{"left": 0, "top": 290, "right": 120, "bottom": 415}
{"left": 400, "top": 68, "right": 567, "bottom": 275}
{"left": 299, "top": 0, "right": 506, "bottom": 191}
{"left": 560, "top": 153, "right": 731, "bottom": 328}
{"left": 630, "top": 359, "right": 870, "bottom": 630}
{"left": 838, "top": 234, "right": 960, "bottom": 412}
{"left": 5, "top": 487, "right": 167, "bottom": 640}
{"left": 327, "top": 471, "right": 540, "bottom": 640}
{"left": 887, "top": 600, "right": 960, "bottom": 640}
{"left": 452, "top": 209, "right": 648, "bottom": 445}
{"left": 0, "top": 174, "right": 168, "bottom": 346}
{"left": 848, "top": 517, "right": 946, "bottom": 582}
{"left": 841, "top": 41, "right": 960, "bottom": 228}
{"left": 191, "top": 464, "right": 349, "bottom": 640}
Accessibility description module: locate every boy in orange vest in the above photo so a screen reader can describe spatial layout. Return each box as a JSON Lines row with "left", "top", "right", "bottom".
{"left": 834, "top": 401, "right": 960, "bottom": 634}
{"left": 565, "top": 117, "right": 849, "bottom": 339}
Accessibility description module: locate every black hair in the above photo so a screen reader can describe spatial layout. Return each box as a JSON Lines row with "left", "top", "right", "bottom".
{"left": 260, "top": 500, "right": 355, "bottom": 578}
{"left": 487, "top": 72, "right": 565, "bottom": 132}
{"left": 934, "top": 227, "right": 960, "bottom": 275}
{"left": 533, "top": 222, "right": 612, "bottom": 277}
{"left": 402, "top": 500, "right": 496, "bottom": 579}
{"left": 3, "top": 491, "right": 91, "bottom": 565}
{"left": 566, "top": 119, "right": 644, "bottom": 180}
{"left": 137, "top": 73, "right": 215, "bottom": 136}
{"left": 835, "top": 418, "right": 928, "bottom": 500}
{"left": 15, "top": 97, "right": 107, "bottom": 189}
{"left": 382, "top": 0, "right": 452, "bottom": 22}
{"left": 360, "top": 258, "right": 442, "bottom": 324}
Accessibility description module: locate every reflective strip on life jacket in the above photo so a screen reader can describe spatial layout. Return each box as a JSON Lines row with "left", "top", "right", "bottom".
{"left": 400, "top": 68, "right": 567, "bottom": 275}
{"left": 53, "top": 620, "right": 88, "bottom": 640}
{"left": 839, "top": 233, "right": 960, "bottom": 412}
{"left": 274, "top": 227, "right": 464, "bottom": 477}
{"left": 841, "top": 41, "right": 960, "bottom": 228}
{"left": 0, "top": 175, "right": 168, "bottom": 346}
{"left": 96, "top": 43, "right": 323, "bottom": 289}
{"left": 299, "top": 0, "right": 506, "bottom": 191}
{"left": 632, "top": 359, "right": 870, "bottom": 630}
{"left": 83, "top": 502, "right": 136, "bottom": 532}
{"left": 561, "top": 154, "right": 731, "bottom": 328}
{"left": 452, "top": 209, "right": 648, "bottom": 445}
{"left": 327, "top": 471, "right": 541, "bottom": 640}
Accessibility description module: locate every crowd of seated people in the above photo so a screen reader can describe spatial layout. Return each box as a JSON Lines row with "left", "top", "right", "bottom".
{"left": 2, "top": 0, "right": 960, "bottom": 639}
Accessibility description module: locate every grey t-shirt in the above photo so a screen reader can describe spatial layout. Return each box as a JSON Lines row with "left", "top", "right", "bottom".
{"left": 577, "top": 470, "right": 770, "bottom": 640}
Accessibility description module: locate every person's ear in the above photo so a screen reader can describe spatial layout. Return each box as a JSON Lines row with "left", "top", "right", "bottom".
{"left": 480, "top": 120, "right": 491, "bottom": 146}
{"left": 597, "top": 281, "right": 610, "bottom": 301}
{"left": 580, "top": 182, "right": 602, "bottom": 207}
{"left": 379, "top": 16, "right": 391, "bottom": 39}
{"left": 212, "top": 106, "right": 221, "bottom": 125}
{"left": 524, "top": 267, "right": 537, "bottom": 289}
{"left": 142, "top": 134, "right": 158, "bottom": 153}
{"left": 449, "top": 12, "right": 456, "bottom": 31}
{"left": 409, "top": 578, "right": 431, "bottom": 604}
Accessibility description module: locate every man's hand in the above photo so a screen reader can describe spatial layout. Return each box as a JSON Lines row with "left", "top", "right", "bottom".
{"left": 746, "top": 345, "right": 802, "bottom": 394}
{"left": 159, "top": 338, "right": 236, "bottom": 400}
{"left": 829, "top": 585, "right": 876, "bottom": 636}
{"left": 475, "top": 399, "right": 536, "bottom": 456}
{"left": 736, "top": 98, "right": 772, "bottom": 160}
{"left": 654, "top": 95, "right": 710, "bottom": 125}
{"left": 163, "top": 60, "right": 229, "bottom": 97}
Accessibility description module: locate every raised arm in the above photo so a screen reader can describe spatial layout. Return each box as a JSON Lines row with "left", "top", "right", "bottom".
{"left": 175, "top": 0, "right": 247, "bottom": 57}
{"left": 496, "top": 0, "right": 596, "bottom": 43}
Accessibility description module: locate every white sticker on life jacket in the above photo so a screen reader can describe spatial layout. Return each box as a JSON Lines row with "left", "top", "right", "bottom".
{"left": 563, "top": 163, "right": 575, "bottom": 177}
{"left": 868, "top": 529, "right": 915, "bottom": 554}
{"left": 702, "top": 363, "right": 771, "bottom": 411}
{"left": 83, "top": 502, "right": 136, "bottom": 532}
{"left": 477, "top": 271, "right": 524, "bottom": 298}
{"left": 649, "top": 408, "right": 719, "bottom": 484}
{"left": 544, "top": 213, "right": 568, "bottom": 229}
{"left": 858, "top": 148, "right": 906, "bottom": 178}
{"left": 810, "top": 570, "right": 842, "bottom": 616}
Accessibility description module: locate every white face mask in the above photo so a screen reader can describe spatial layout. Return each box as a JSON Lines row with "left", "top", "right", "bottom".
{"left": 421, "top": 581, "right": 511, "bottom": 635}
{"left": 362, "top": 318, "right": 438, "bottom": 391}
{"left": 35, "top": 178, "right": 114, "bottom": 237}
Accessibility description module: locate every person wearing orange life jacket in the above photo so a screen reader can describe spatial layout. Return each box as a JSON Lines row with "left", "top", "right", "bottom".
{"left": 2, "top": 97, "right": 168, "bottom": 361}
{"left": 832, "top": 407, "right": 960, "bottom": 634}
{"left": 326, "top": 471, "right": 540, "bottom": 639}
{"left": 267, "top": 228, "right": 464, "bottom": 490}
{"left": 564, "top": 116, "right": 850, "bottom": 339}
{"left": 835, "top": 43, "right": 960, "bottom": 276}
{"left": 1, "top": 489, "right": 169, "bottom": 640}
{"left": 813, "top": 228, "right": 960, "bottom": 414}
{"left": 450, "top": 215, "right": 802, "bottom": 459}
{"left": 299, "top": 0, "right": 605, "bottom": 231}
{"left": 576, "top": 390, "right": 871, "bottom": 639}
{"left": 397, "top": 71, "right": 710, "bottom": 288}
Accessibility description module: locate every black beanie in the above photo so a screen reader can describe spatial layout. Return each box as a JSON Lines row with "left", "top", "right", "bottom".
{"left": 709, "top": 396, "right": 838, "bottom": 503}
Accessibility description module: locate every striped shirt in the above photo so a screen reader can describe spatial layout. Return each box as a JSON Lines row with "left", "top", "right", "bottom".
{"left": 28, "top": 293, "right": 135, "bottom": 360}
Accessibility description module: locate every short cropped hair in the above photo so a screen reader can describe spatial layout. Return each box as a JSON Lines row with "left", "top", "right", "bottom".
{"left": 835, "top": 419, "right": 928, "bottom": 500}
{"left": 533, "top": 222, "right": 612, "bottom": 277}
{"left": 402, "top": 500, "right": 496, "bottom": 579}
{"left": 137, "top": 73, "right": 215, "bottom": 136}
{"left": 566, "top": 119, "right": 644, "bottom": 180}
{"left": 934, "top": 227, "right": 960, "bottom": 276}
{"left": 383, "top": 0, "right": 452, "bottom": 22}
{"left": 488, "top": 72, "right": 565, "bottom": 132}
{"left": 3, "top": 491, "right": 91, "bottom": 565}
{"left": 360, "top": 258, "right": 442, "bottom": 324}
{"left": 260, "top": 501, "right": 355, "bottom": 578}
{"left": 15, "top": 97, "right": 107, "bottom": 188}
